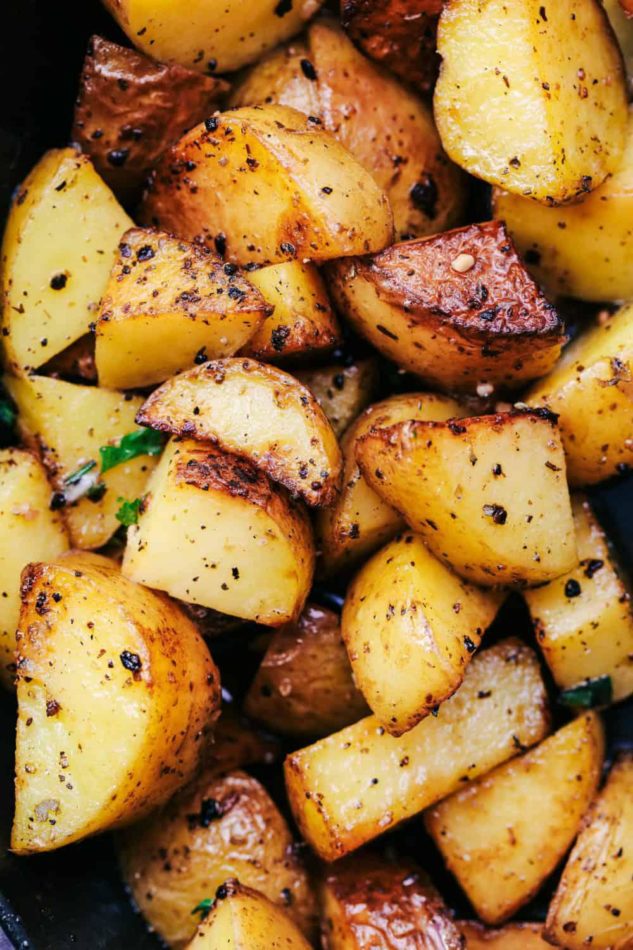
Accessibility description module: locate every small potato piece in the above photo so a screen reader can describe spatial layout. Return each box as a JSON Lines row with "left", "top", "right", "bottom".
{"left": 239, "top": 261, "right": 342, "bottom": 364}
{"left": 319, "top": 854, "right": 464, "bottom": 949}
{"left": 3, "top": 374, "right": 157, "bottom": 550}
{"left": 123, "top": 439, "right": 314, "bottom": 625}
{"left": 137, "top": 358, "right": 342, "bottom": 507}
{"left": 244, "top": 603, "right": 368, "bottom": 737}
{"left": 119, "top": 769, "right": 316, "bottom": 948}
{"left": 318, "top": 392, "right": 466, "bottom": 575}
{"left": 604, "top": 0, "right": 633, "bottom": 94}
{"left": 284, "top": 638, "right": 550, "bottom": 861}
{"left": 202, "top": 708, "right": 279, "bottom": 775}
{"left": 95, "top": 229, "right": 269, "bottom": 389}
{"left": 142, "top": 106, "right": 393, "bottom": 266}
{"left": 527, "top": 305, "right": 633, "bottom": 485}
{"left": 357, "top": 410, "right": 576, "bottom": 587}
{"left": 425, "top": 713, "right": 604, "bottom": 924}
{"left": 327, "top": 221, "right": 565, "bottom": 392}
{"left": 12, "top": 553, "right": 220, "bottom": 854}
{"left": 72, "top": 36, "right": 228, "bottom": 200}
{"left": 342, "top": 533, "right": 501, "bottom": 735}
{"left": 41, "top": 334, "right": 97, "bottom": 384}
{"left": 459, "top": 921, "right": 550, "bottom": 948}
{"left": 0, "top": 450, "right": 69, "bottom": 689}
{"left": 186, "top": 881, "right": 311, "bottom": 950}
{"left": 295, "top": 357, "right": 378, "bottom": 438}
{"left": 525, "top": 495, "right": 633, "bottom": 703}
{"left": 434, "top": 0, "right": 627, "bottom": 203}
{"left": 1, "top": 149, "right": 132, "bottom": 375}
{"left": 544, "top": 754, "right": 633, "bottom": 949}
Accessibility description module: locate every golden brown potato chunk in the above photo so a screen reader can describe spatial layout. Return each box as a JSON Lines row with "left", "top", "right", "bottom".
{"left": 119, "top": 768, "right": 316, "bottom": 948}
{"left": 141, "top": 105, "right": 393, "bottom": 266}
{"left": 245, "top": 603, "right": 368, "bottom": 737}
{"left": 434, "top": 0, "right": 628, "bottom": 203}
{"left": 319, "top": 854, "right": 464, "bottom": 949}
{"left": 327, "top": 221, "right": 565, "bottom": 392}
{"left": 72, "top": 36, "right": 228, "bottom": 200}
{"left": 294, "top": 357, "right": 378, "bottom": 438}
{"left": 458, "top": 921, "right": 550, "bottom": 948}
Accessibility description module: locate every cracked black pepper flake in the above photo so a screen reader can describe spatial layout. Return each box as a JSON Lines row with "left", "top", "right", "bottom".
{"left": 194, "top": 347, "right": 208, "bottom": 364}
{"left": 107, "top": 148, "right": 129, "bottom": 167}
{"left": 120, "top": 650, "right": 142, "bottom": 673}
{"left": 280, "top": 241, "right": 296, "bottom": 257}
{"left": 49, "top": 273, "right": 67, "bottom": 290}
{"left": 483, "top": 503, "right": 507, "bottom": 524}
{"left": 463, "top": 636, "right": 477, "bottom": 653}
{"left": 223, "top": 262, "right": 238, "bottom": 276}
{"left": 205, "top": 117, "right": 219, "bottom": 132}
{"left": 583, "top": 559, "right": 604, "bottom": 579}
{"left": 46, "top": 699, "right": 61, "bottom": 717}
{"left": 271, "top": 326, "right": 290, "bottom": 351}
{"left": 136, "top": 245, "right": 155, "bottom": 262}
{"left": 565, "top": 578, "right": 582, "bottom": 598}
{"left": 300, "top": 59, "right": 318, "bottom": 80}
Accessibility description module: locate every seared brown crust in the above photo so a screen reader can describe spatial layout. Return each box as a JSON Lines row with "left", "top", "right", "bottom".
{"left": 341, "top": 0, "right": 442, "bottom": 94}
{"left": 172, "top": 442, "right": 289, "bottom": 510}
{"left": 72, "top": 36, "right": 228, "bottom": 199}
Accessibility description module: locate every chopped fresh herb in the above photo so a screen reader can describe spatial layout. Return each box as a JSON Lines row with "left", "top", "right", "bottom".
{"left": 99, "top": 428, "right": 164, "bottom": 473}
{"left": 191, "top": 897, "right": 214, "bottom": 920}
{"left": 64, "top": 460, "right": 97, "bottom": 486}
{"left": 86, "top": 482, "right": 107, "bottom": 502}
{"left": 0, "top": 398, "right": 16, "bottom": 431}
{"left": 116, "top": 497, "right": 142, "bottom": 526}
{"left": 559, "top": 675, "right": 612, "bottom": 709}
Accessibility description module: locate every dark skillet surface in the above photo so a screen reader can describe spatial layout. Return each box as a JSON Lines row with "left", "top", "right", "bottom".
{"left": 0, "top": 2, "right": 631, "bottom": 947}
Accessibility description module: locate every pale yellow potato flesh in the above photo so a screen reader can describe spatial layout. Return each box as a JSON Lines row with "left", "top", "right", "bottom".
{"left": 545, "top": 754, "right": 633, "bottom": 949}
{"left": 136, "top": 357, "right": 342, "bottom": 507}
{"left": 284, "top": 638, "right": 550, "bottom": 861}
{"left": 12, "top": 553, "right": 220, "bottom": 854}
{"left": 527, "top": 305, "right": 633, "bottom": 485}
{"left": 525, "top": 495, "right": 633, "bottom": 702}
{"left": 434, "top": 0, "right": 627, "bottom": 203}
{"left": 341, "top": 533, "right": 501, "bottom": 735}
{"left": 459, "top": 921, "right": 551, "bottom": 949}
{"left": 3, "top": 374, "right": 156, "bottom": 550}
{"left": 357, "top": 411, "right": 576, "bottom": 587}
{"left": 1, "top": 148, "right": 132, "bottom": 375}
{"left": 123, "top": 439, "right": 314, "bottom": 626}
{"left": 425, "top": 712, "right": 604, "bottom": 924}
{"left": 0, "top": 449, "right": 69, "bottom": 689}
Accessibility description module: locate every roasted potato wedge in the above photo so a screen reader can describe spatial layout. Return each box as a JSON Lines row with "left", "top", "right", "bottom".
{"left": 294, "top": 356, "right": 378, "bottom": 438}
{"left": 459, "top": 921, "right": 550, "bottom": 948}
{"left": 0, "top": 449, "right": 69, "bottom": 689}
{"left": 527, "top": 304, "right": 633, "bottom": 485}
{"left": 425, "top": 712, "right": 604, "bottom": 924}
{"left": 284, "top": 638, "right": 550, "bottom": 861}
{"left": 244, "top": 603, "right": 368, "bottom": 737}
{"left": 238, "top": 261, "right": 341, "bottom": 364}
{"left": 12, "top": 553, "right": 220, "bottom": 854}
{"left": 319, "top": 392, "right": 465, "bottom": 575}
{"left": 342, "top": 533, "right": 501, "bottom": 735}
{"left": 1, "top": 149, "right": 132, "bottom": 375}
{"left": 231, "top": 18, "right": 465, "bottom": 240}
{"left": 72, "top": 36, "right": 228, "bottom": 200}
{"left": 186, "top": 881, "right": 311, "bottom": 950}
{"left": 319, "top": 854, "right": 464, "bottom": 949}
{"left": 3, "top": 374, "right": 157, "bottom": 550}
{"left": 123, "top": 439, "right": 314, "bottom": 625}
{"left": 525, "top": 495, "right": 633, "bottom": 703}
{"left": 136, "top": 358, "right": 342, "bottom": 507}
{"left": 119, "top": 768, "right": 316, "bottom": 948}
{"left": 202, "top": 708, "right": 279, "bottom": 776}
{"left": 141, "top": 105, "right": 394, "bottom": 266}
{"left": 544, "top": 753, "right": 633, "bottom": 949}
{"left": 95, "top": 229, "right": 270, "bottom": 389}
{"left": 356, "top": 410, "right": 576, "bottom": 587}
{"left": 434, "top": 0, "right": 628, "bottom": 203}
{"left": 326, "top": 221, "right": 565, "bottom": 392}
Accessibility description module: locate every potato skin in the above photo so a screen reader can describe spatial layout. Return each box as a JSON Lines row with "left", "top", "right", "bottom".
{"left": 72, "top": 36, "right": 228, "bottom": 200}
{"left": 119, "top": 769, "right": 316, "bottom": 948}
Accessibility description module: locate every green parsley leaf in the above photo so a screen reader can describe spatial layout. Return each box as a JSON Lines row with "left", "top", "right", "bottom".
{"left": 115, "top": 497, "right": 143, "bottom": 527}
{"left": 559, "top": 675, "right": 612, "bottom": 709}
{"left": 191, "top": 897, "right": 214, "bottom": 920}
{"left": 99, "top": 428, "right": 164, "bottom": 474}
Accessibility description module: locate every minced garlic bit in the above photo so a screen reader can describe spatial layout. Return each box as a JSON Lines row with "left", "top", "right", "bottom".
{"left": 476, "top": 382, "right": 494, "bottom": 398}
{"left": 450, "top": 252, "right": 476, "bottom": 273}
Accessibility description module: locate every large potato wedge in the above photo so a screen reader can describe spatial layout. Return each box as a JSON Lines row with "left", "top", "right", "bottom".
{"left": 459, "top": 922, "right": 550, "bottom": 948}
{"left": 244, "top": 603, "right": 368, "bottom": 737}
{"left": 122, "top": 439, "right": 314, "bottom": 625}
{"left": 342, "top": 533, "right": 501, "bottom": 735}
{"left": 326, "top": 221, "right": 565, "bottom": 392}
{"left": 319, "top": 854, "right": 464, "bottom": 949}
{"left": 136, "top": 358, "right": 342, "bottom": 507}
{"left": 544, "top": 753, "right": 633, "bottom": 949}
{"left": 356, "top": 410, "right": 576, "bottom": 587}
{"left": 186, "top": 881, "right": 311, "bottom": 950}
{"left": 318, "top": 393, "right": 465, "bottom": 575}
{"left": 525, "top": 495, "right": 633, "bottom": 703}
{"left": 3, "top": 374, "right": 157, "bottom": 550}
{"left": 294, "top": 356, "right": 378, "bottom": 438}
{"left": 141, "top": 105, "right": 394, "bottom": 266}
{"left": 95, "top": 229, "right": 270, "bottom": 389}
{"left": 284, "top": 638, "right": 550, "bottom": 860}
{"left": 101, "top": 0, "right": 325, "bottom": 74}
{"left": 527, "top": 304, "right": 633, "bottom": 485}
{"left": 119, "top": 768, "right": 316, "bottom": 948}
{"left": 72, "top": 36, "right": 228, "bottom": 200}
{"left": 12, "top": 553, "right": 220, "bottom": 854}
{"left": 1, "top": 149, "right": 132, "bottom": 375}
{"left": 434, "top": 0, "right": 627, "bottom": 203}
{"left": 0, "top": 449, "right": 69, "bottom": 689}
{"left": 425, "top": 712, "right": 604, "bottom": 924}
